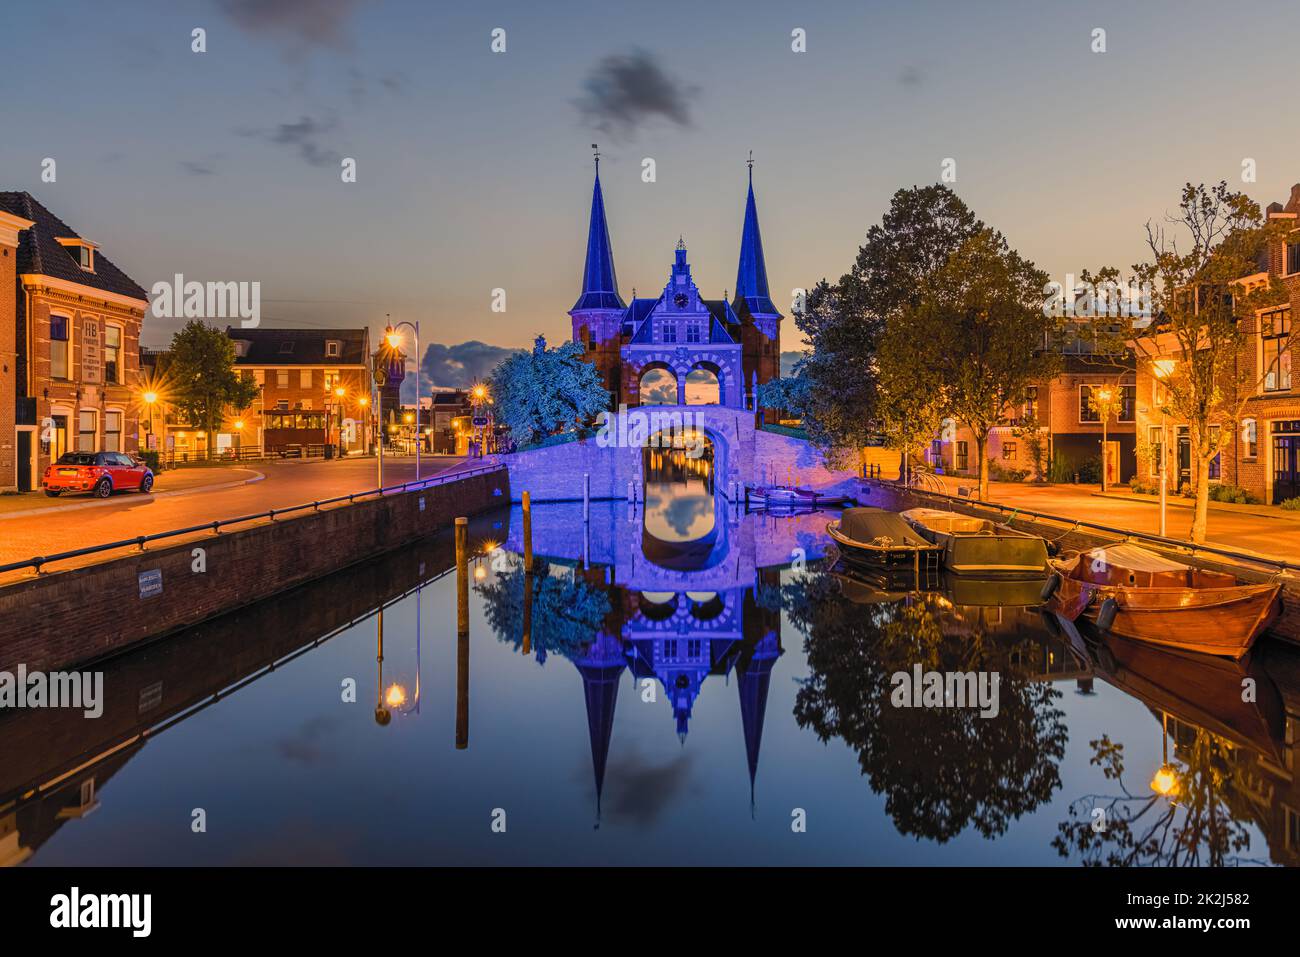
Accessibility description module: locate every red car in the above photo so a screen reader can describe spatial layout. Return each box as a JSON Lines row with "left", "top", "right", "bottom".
{"left": 43, "top": 451, "right": 155, "bottom": 498}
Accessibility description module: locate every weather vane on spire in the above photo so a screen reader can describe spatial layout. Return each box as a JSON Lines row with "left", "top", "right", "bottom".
{"left": 747, "top": 149, "right": 754, "bottom": 182}
{"left": 677, "top": 234, "right": 686, "bottom": 250}
{"left": 592, "top": 143, "right": 600, "bottom": 172}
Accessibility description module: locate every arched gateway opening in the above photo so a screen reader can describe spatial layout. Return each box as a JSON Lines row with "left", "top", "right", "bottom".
{"left": 638, "top": 365, "right": 678, "bottom": 406}
{"left": 684, "top": 364, "right": 721, "bottom": 405}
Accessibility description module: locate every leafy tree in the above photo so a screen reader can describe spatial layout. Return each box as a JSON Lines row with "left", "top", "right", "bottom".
{"left": 1125, "top": 183, "right": 1290, "bottom": 543}
{"left": 887, "top": 228, "right": 1058, "bottom": 499}
{"left": 488, "top": 336, "right": 611, "bottom": 448}
{"left": 167, "top": 320, "right": 259, "bottom": 458}
{"left": 476, "top": 553, "right": 613, "bottom": 659}
{"left": 794, "top": 186, "right": 983, "bottom": 462}
{"left": 755, "top": 365, "right": 811, "bottom": 421}
{"left": 875, "top": 317, "right": 946, "bottom": 482}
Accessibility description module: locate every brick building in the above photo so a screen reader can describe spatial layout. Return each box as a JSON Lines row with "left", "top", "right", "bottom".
{"left": 227, "top": 327, "right": 374, "bottom": 456}
{"left": 0, "top": 192, "right": 149, "bottom": 491}
{"left": 1131, "top": 184, "right": 1300, "bottom": 504}
{"left": 929, "top": 335, "right": 1137, "bottom": 484}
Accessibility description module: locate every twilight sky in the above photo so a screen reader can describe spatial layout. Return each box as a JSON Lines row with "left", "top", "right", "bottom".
{"left": 4, "top": 0, "right": 1298, "bottom": 390}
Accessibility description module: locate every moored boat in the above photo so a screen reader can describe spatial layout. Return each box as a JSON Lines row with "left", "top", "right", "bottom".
{"left": 901, "top": 507, "right": 1049, "bottom": 578}
{"left": 1042, "top": 543, "right": 1282, "bottom": 659}
{"left": 749, "top": 486, "right": 852, "bottom": 508}
{"left": 827, "top": 507, "right": 943, "bottom": 575}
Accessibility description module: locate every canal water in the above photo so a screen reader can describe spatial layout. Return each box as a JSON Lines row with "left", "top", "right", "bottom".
{"left": 7, "top": 493, "right": 1299, "bottom": 867}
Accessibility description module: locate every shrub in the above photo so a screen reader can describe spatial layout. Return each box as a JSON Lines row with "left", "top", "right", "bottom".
{"left": 1208, "top": 483, "right": 1259, "bottom": 505}
{"left": 1128, "top": 477, "right": 1158, "bottom": 495}
{"left": 138, "top": 449, "right": 161, "bottom": 472}
{"left": 987, "top": 458, "right": 1028, "bottom": 482}
{"left": 1280, "top": 497, "right": 1300, "bottom": 511}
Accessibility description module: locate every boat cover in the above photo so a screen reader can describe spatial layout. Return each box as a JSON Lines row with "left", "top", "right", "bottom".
{"left": 839, "top": 508, "right": 931, "bottom": 547}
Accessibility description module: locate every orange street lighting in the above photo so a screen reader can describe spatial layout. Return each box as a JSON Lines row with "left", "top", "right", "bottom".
{"left": 334, "top": 386, "right": 345, "bottom": 398}
{"left": 385, "top": 326, "right": 402, "bottom": 349}
{"left": 234, "top": 420, "right": 244, "bottom": 430}
{"left": 472, "top": 384, "right": 487, "bottom": 401}
{"left": 359, "top": 395, "right": 369, "bottom": 407}
{"left": 143, "top": 390, "right": 158, "bottom": 405}
{"left": 385, "top": 684, "right": 407, "bottom": 709}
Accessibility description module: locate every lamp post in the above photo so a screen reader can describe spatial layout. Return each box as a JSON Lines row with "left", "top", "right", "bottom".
{"left": 385, "top": 321, "right": 421, "bottom": 481}
{"left": 1153, "top": 360, "right": 1176, "bottom": 538}
{"left": 142, "top": 390, "right": 158, "bottom": 454}
{"left": 1097, "top": 386, "right": 1112, "bottom": 493}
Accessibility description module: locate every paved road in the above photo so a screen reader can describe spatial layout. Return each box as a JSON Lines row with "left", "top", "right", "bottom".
{"left": 931, "top": 477, "right": 1300, "bottom": 564}
{"left": 0, "top": 456, "right": 467, "bottom": 571}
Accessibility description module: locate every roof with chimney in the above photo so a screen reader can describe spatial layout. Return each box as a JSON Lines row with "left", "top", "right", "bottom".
{"left": 0, "top": 191, "right": 148, "bottom": 302}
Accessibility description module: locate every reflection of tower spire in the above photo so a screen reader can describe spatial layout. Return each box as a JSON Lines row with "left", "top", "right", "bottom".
{"left": 736, "top": 632, "right": 781, "bottom": 818}
{"left": 575, "top": 632, "right": 626, "bottom": 826}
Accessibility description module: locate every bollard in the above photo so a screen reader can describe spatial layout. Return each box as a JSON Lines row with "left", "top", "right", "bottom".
{"left": 456, "top": 627, "right": 469, "bottom": 750}
{"left": 522, "top": 491, "right": 534, "bottom": 573}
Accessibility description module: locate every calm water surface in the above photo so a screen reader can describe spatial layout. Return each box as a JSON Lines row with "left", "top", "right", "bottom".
{"left": 7, "top": 490, "right": 1299, "bottom": 867}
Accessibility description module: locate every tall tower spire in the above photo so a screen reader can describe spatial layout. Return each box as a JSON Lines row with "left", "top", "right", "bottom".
{"left": 734, "top": 153, "right": 777, "bottom": 318}
{"left": 573, "top": 151, "right": 624, "bottom": 311}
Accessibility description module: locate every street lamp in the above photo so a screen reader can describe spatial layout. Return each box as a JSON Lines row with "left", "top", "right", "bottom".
{"left": 1097, "top": 387, "right": 1112, "bottom": 493}
{"left": 1153, "top": 359, "right": 1176, "bottom": 537}
{"left": 385, "top": 320, "right": 421, "bottom": 481}
{"left": 141, "top": 390, "right": 159, "bottom": 454}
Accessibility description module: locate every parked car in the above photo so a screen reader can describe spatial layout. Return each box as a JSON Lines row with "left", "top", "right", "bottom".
{"left": 42, "top": 451, "right": 155, "bottom": 498}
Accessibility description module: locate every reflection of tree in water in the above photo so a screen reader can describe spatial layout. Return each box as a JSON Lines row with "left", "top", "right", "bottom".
{"left": 785, "top": 566, "right": 1068, "bottom": 843}
{"left": 1053, "top": 730, "right": 1264, "bottom": 866}
{"left": 476, "top": 554, "right": 611, "bottom": 660}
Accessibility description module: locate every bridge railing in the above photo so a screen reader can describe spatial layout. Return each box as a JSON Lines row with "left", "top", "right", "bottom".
{"left": 0, "top": 463, "right": 506, "bottom": 579}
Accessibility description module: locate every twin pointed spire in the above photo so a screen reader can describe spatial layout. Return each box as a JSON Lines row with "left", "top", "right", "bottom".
{"left": 573, "top": 150, "right": 778, "bottom": 316}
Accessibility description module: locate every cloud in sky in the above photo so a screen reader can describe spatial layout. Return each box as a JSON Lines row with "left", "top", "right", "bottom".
{"left": 400, "top": 340, "right": 521, "bottom": 401}
{"left": 240, "top": 114, "right": 341, "bottom": 167}
{"left": 216, "top": 0, "right": 369, "bottom": 53}
{"left": 575, "top": 49, "right": 697, "bottom": 141}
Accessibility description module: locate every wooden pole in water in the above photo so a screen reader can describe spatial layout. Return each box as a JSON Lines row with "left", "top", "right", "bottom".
{"left": 455, "top": 518, "right": 469, "bottom": 749}
{"left": 522, "top": 491, "right": 533, "bottom": 573}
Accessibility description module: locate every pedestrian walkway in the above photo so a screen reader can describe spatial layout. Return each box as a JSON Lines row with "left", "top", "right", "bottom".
{"left": 0, "top": 465, "right": 263, "bottom": 517}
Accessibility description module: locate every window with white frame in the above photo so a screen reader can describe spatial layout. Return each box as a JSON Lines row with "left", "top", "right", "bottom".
{"left": 104, "top": 325, "right": 122, "bottom": 384}
{"left": 326, "top": 340, "right": 341, "bottom": 358}
{"left": 300, "top": 369, "right": 312, "bottom": 388}
{"left": 104, "top": 411, "right": 123, "bottom": 452}
{"left": 277, "top": 370, "right": 289, "bottom": 389}
{"left": 1242, "top": 418, "right": 1257, "bottom": 459}
{"left": 50, "top": 315, "right": 71, "bottom": 379}
{"left": 77, "top": 409, "right": 97, "bottom": 452}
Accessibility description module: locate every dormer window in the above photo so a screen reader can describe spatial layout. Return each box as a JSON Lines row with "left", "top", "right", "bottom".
{"left": 279, "top": 340, "right": 295, "bottom": 355}
{"left": 55, "top": 237, "right": 96, "bottom": 272}
{"left": 325, "top": 340, "right": 341, "bottom": 358}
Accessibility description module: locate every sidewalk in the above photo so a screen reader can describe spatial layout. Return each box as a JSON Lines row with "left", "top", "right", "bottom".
{"left": 1090, "top": 487, "right": 1300, "bottom": 522}
{"left": 0, "top": 465, "right": 263, "bottom": 518}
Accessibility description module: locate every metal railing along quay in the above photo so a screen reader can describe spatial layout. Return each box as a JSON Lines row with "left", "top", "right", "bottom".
{"left": 862, "top": 477, "right": 1297, "bottom": 577}
{"left": 0, "top": 463, "right": 506, "bottom": 579}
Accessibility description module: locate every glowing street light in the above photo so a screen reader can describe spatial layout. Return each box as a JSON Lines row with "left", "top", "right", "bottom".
{"left": 1097, "top": 386, "right": 1113, "bottom": 493}
{"left": 1152, "top": 360, "right": 1177, "bottom": 536}
{"left": 384, "top": 319, "right": 422, "bottom": 479}
{"left": 1151, "top": 765, "right": 1180, "bottom": 797}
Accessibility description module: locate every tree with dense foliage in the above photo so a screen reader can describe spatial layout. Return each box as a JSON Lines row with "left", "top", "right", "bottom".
{"left": 883, "top": 228, "right": 1058, "bottom": 499}
{"left": 793, "top": 185, "right": 983, "bottom": 462}
{"left": 755, "top": 365, "right": 812, "bottom": 422}
{"left": 1125, "top": 183, "right": 1290, "bottom": 543}
{"left": 488, "top": 336, "right": 611, "bottom": 448}
{"left": 167, "top": 321, "right": 259, "bottom": 459}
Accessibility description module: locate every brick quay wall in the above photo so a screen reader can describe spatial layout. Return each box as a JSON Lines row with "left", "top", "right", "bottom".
{"left": 0, "top": 467, "right": 509, "bottom": 672}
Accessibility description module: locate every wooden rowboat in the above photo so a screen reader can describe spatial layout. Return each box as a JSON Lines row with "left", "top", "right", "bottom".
{"left": 749, "top": 486, "right": 852, "bottom": 508}
{"left": 901, "top": 507, "right": 1049, "bottom": 578}
{"left": 827, "top": 507, "right": 943, "bottom": 574}
{"left": 1043, "top": 543, "right": 1281, "bottom": 659}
